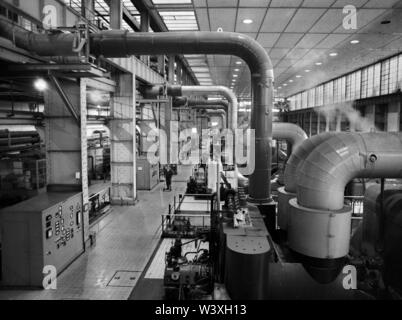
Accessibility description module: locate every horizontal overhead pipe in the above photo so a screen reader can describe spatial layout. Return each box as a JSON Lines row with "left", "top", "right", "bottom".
{"left": 289, "top": 132, "right": 402, "bottom": 261}
{"left": 0, "top": 131, "right": 39, "bottom": 138}
{"left": 173, "top": 97, "right": 229, "bottom": 111}
{"left": 146, "top": 84, "right": 237, "bottom": 131}
{"left": 0, "top": 19, "right": 274, "bottom": 203}
{"left": 277, "top": 132, "right": 336, "bottom": 230}
{"left": 0, "top": 136, "right": 40, "bottom": 146}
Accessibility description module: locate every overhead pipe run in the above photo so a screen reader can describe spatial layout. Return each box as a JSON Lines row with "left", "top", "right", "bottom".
{"left": 173, "top": 97, "right": 229, "bottom": 112}
{"left": 145, "top": 84, "right": 237, "bottom": 131}
{"left": 0, "top": 19, "right": 274, "bottom": 203}
{"left": 277, "top": 132, "right": 337, "bottom": 230}
{"left": 288, "top": 132, "right": 402, "bottom": 264}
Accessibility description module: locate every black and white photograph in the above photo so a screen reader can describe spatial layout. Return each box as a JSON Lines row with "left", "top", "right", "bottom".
{"left": 0, "top": 0, "right": 401, "bottom": 311}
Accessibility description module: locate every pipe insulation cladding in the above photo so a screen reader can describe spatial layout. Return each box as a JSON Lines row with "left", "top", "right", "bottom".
{"left": 0, "top": 19, "right": 275, "bottom": 203}
{"left": 272, "top": 122, "right": 308, "bottom": 151}
{"left": 277, "top": 132, "right": 337, "bottom": 230}
{"left": 288, "top": 132, "right": 402, "bottom": 260}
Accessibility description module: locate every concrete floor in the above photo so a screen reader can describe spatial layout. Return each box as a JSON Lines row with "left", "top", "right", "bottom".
{"left": 0, "top": 166, "right": 191, "bottom": 300}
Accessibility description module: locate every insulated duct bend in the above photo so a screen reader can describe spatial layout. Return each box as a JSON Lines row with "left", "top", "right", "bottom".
{"left": 288, "top": 132, "right": 402, "bottom": 261}
{"left": 272, "top": 122, "right": 307, "bottom": 152}
{"left": 0, "top": 19, "right": 274, "bottom": 203}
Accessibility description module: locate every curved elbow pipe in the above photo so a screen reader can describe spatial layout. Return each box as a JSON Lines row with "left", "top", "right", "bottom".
{"left": 272, "top": 122, "right": 307, "bottom": 152}
{"left": 0, "top": 20, "right": 274, "bottom": 203}
{"left": 283, "top": 132, "right": 337, "bottom": 193}
{"left": 297, "top": 132, "right": 402, "bottom": 210}
{"left": 288, "top": 132, "right": 402, "bottom": 260}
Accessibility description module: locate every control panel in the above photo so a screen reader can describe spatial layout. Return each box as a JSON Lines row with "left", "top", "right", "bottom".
{"left": 0, "top": 192, "right": 85, "bottom": 287}
{"left": 42, "top": 193, "right": 84, "bottom": 274}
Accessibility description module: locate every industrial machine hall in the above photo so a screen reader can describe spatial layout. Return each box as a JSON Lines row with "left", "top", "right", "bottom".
{"left": 1, "top": 0, "right": 402, "bottom": 302}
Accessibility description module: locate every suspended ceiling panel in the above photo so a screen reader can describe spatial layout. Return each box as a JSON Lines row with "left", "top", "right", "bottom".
{"left": 147, "top": 0, "right": 402, "bottom": 98}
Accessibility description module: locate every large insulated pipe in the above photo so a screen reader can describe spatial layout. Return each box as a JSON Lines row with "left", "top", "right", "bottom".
{"left": 277, "top": 132, "right": 337, "bottom": 230}
{"left": 272, "top": 122, "right": 307, "bottom": 151}
{"left": 146, "top": 84, "right": 237, "bottom": 131}
{"left": 0, "top": 19, "right": 274, "bottom": 203}
{"left": 174, "top": 97, "right": 229, "bottom": 112}
{"left": 288, "top": 132, "right": 402, "bottom": 263}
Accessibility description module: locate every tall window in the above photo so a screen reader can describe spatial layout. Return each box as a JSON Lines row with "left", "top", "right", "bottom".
{"left": 367, "top": 65, "right": 374, "bottom": 97}
{"left": 398, "top": 54, "right": 402, "bottom": 90}
{"left": 355, "top": 70, "right": 361, "bottom": 100}
{"left": 373, "top": 63, "right": 381, "bottom": 96}
{"left": 302, "top": 91, "right": 308, "bottom": 109}
{"left": 324, "top": 81, "right": 333, "bottom": 104}
{"left": 316, "top": 85, "right": 324, "bottom": 106}
{"left": 389, "top": 56, "right": 398, "bottom": 93}
{"left": 361, "top": 68, "right": 368, "bottom": 99}
{"left": 380, "top": 59, "right": 390, "bottom": 95}
{"left": 311, "top": 112, "right": 318, "bottom": 136}
{"left": 308, "top": 88, "right": 315, "bottom": 108}
{"left": 345, "top": 74, "right": 352, "bottom": 101}
{"left": 375, "top": 104, "right": 388, "bottom": 131}
{"left": 319, "top": 113, "right": 326, "bottom": 133}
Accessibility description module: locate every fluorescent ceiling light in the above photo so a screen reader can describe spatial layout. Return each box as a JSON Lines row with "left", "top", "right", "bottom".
{"left": 350, "top": 40, "right": 359, "bottom": 44}
{"left": 295, "top": 75, "right": 302, "bottom": 78}
{"left": 236, "top": 61, "right": 242, "bottom": 65}
{"left": 315, "top": 62, "right": 322, "bottom": 66}
{"left": 305, "top": 69, "right": 310, "bottom": 73}
{"left": 329, "top": 52, "right": 338, "bottom": 57}
{"left": 242, "top": 19, "right": 253, "bottom": 24}
{"left": 288, "top": 79, "right": 293, "bottom": 83}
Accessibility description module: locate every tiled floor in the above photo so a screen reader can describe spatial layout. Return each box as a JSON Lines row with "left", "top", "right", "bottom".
{"left": 0, "top": 166, "right": 191, "bottom": 300}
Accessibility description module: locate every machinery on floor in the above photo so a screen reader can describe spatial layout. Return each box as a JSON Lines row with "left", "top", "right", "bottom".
{"left": 0, "top": 192, "right": 85, "bottom": 287}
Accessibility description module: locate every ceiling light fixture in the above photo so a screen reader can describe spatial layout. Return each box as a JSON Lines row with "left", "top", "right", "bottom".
{"left": 296, "top": 75, "right": 302, "bottom": 78}
{"left": 233, "top": 74, "right": 238, "bottom": 77}
{"left": 234, "top": 68, "right": 240, "bottom": 72}
{"left": 242, "top": 18, "right": 253, "bottom": 24}
{"left": 289, "top": 79, "right": 293, "bottom": 83}
{"left": 34, "top": 78, "right": 48, "bottom": 91}
{"left": 350, "top": 40, "right": 359, "bottom": 44}
{"left": 315, "top": 62, "right": 322, "bottom": 66}
{"left": 283, "top": 84, "right": 287, "bottom": 87}
{"left": 236, "top": 61, "right": 242, "bottom": 65}
{"left": 305, "top": 69, "right": 310, "bottom": 73}
{"left": 329, "top": 52, "right": 338, "bottom": 57}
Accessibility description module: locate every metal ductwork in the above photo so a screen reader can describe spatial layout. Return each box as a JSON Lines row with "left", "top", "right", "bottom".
{"left": 277, "top": 132, "right": 337, "bottom": 230}
{"left": 0, "top": 19, "right": 274, "bottom": 203}
{"left": 288, "top": 132, "right": 402, "bottom": 263}
{"left": 146, "top": 84, "right": 237, "bottom": 131}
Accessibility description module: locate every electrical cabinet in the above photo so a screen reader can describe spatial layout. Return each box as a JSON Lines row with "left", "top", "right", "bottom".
{"left": 136, "top": 157, "right": 159, "bottom": 190}
{"left": 0, "top": 192, "right": 85, "bottom": 287}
